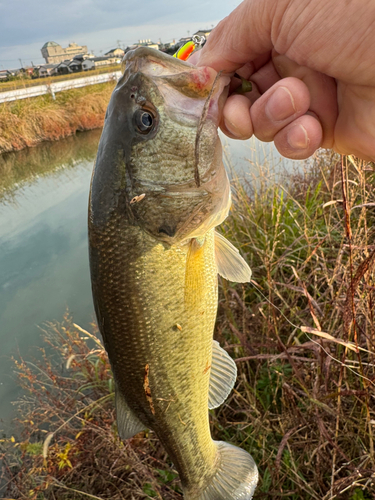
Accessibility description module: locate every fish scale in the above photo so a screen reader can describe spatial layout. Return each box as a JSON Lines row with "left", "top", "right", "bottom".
{"left": 91, "top": 213, "right": 218, "bottom": 480}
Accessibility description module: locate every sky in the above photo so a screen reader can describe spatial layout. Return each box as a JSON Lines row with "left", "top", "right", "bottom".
{"left": 0, "top": 0, "right": 241, "bottom": 70}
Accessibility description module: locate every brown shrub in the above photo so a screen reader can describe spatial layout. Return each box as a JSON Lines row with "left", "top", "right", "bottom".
{"left": 0, "top": 81, "right": 114, "bottom": 154}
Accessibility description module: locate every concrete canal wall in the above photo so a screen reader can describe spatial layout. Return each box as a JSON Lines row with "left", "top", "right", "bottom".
{"left": 0, "top": 71, "right": 122, "bottom": 103}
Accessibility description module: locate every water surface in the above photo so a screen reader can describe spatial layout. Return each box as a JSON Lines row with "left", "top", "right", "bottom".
{"left": 0, "top": 131, "right": 101, "bottom": 427}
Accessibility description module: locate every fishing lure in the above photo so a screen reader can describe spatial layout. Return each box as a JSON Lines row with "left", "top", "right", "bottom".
{"left": 173, "top": 35, "right": 206, "bottom": 61}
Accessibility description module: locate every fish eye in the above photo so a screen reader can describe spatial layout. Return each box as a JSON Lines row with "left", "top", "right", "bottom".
{"left": 135, "top": 109, "right": 154, "bottom": 134}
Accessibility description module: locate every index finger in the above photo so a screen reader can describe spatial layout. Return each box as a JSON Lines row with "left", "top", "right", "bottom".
{"left": 195, "top": 0, "right": 275, "bottom": 72}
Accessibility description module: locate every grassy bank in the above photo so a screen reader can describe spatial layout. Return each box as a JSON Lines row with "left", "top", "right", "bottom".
{"left": 0, "top": 81, "right": 115, "bottom": 155}
{"left": 1, "top": 153, "right": 374, "bottom": 499}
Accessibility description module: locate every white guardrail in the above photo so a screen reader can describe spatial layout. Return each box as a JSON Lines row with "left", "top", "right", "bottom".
{"left": 0, "top": 71, "right": 122, "bottom": 103}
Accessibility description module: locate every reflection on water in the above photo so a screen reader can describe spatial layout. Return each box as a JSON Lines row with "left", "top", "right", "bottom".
{"left": 0, "top": 129, "right": 305, "bottom": 430}
{"left": 0, "top": 130, "right": 102, "bottom": 203}
{"left": 0, "top": 130, "right": 101, "bottom": 428}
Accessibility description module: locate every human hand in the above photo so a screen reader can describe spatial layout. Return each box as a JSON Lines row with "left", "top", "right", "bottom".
{"left": 190, "top": 0, "right": 375, "bottom": 161}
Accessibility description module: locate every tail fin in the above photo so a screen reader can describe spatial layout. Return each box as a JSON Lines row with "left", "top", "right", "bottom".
{"left": 184, "top": 441, "right": 258, "bottom": 500}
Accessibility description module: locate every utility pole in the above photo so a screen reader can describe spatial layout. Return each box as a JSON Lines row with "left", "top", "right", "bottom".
{"left": 19, "top": 58, "right": 23, "bottom": 68}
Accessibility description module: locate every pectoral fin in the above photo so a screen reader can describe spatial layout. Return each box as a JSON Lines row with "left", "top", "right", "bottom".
{"left": 208, "top": 341, "right": 237, "bottom": 409}
{"left": 185, "top": 238, "right": 206, "bottom": 309}
{"left": 214, "top": 231, "right": 252, "bottom": 283}
{"left": 115, "top": 384, "right": 146, "bottom": 439}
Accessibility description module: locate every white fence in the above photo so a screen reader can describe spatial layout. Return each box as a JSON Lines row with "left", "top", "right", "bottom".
{"left": 0, "top": 71, "right": 122, "bottom": 103}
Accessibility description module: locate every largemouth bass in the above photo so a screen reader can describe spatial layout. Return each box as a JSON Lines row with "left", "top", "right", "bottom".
{"left": 88, "top": 47, "right": 258, "bottom": 499}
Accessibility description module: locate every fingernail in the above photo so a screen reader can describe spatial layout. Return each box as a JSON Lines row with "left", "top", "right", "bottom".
{"left": 224, "top": 118, "right": 243, "bottom": 138}
{"left": 265, "top": 86, "right": 296, "bottom": 122}
{"left": 287, "top": 124, "right": 309, "bottom": 150}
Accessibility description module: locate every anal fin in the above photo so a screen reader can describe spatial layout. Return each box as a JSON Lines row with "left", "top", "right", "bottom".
{"left": 214, "top": 231, "right": 251, "bottom": 283}
{"left": 115, "top": 384, "right": 146, "bottom": 439}
{"left": 208, "top": 341, "right": 237, "bottom": 410}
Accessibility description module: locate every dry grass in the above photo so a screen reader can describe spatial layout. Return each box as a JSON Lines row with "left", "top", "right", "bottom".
{"left": 0, "top": 317, "right": 182, "bottom": 500}
{"left": 0, "top": 81, "right": 115, "bottom": 154}
{"left": 217, "top": 151, "right": 375, "bottom": 499}
{"left": 1, "top": 152, "right": 374, "bottom": 499}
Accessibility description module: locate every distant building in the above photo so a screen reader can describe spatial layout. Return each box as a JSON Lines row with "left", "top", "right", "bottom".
{"left": 73, "top": 53, "right": 94, "bottom": 62}
{"left": 105, "top": 48, "right": 125, "bottom": 58}
{"left": 41, "top": 41, "right": 88, "bottom": 64}
{"left": 38, "top": 64, "right": 59, "bottom": 77}
{"left": 192, "top": 29, "right": 213, "bottom": 38}
{"left": 82, "top": 56, "right": 117, "bottom": 71}
{"left": 0, "top": 69, "right": 12, "bottom": 81}
{"left": 19, "top": 66, "right": 34, "bottom": 77}
{"left": 137, "top": 39, "right": 159, "bottom": 50}
{"left": 54, "top": 59, "right": 82, "bottom": 75}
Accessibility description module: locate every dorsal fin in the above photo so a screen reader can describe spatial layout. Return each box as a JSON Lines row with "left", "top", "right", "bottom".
{"left": 214, "top": 231, "right": 251, "bottom": 283}
{"left": 208, "top": 341, "right": 237, "bottom": 409}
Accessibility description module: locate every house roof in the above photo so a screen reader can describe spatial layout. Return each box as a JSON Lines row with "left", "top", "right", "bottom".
{"left": 89, "top": 56, "right": 114, "bottom": 62}
{"left": 56, "top": 60, "right": 71, "bottom": 66}
{"left": 192, "top": 29, "right": 213, "bottom": 37}
{"left": 105, "top": 48, "right": 124, "bottom": 54}
{"left": 42, "top": 41, "right": 60, "bottom": 49}
{"left": 0, "top": 68, "right": 19, "bottom": 74}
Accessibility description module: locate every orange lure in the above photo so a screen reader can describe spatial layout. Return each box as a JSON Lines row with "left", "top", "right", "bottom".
{"left": 173, "top": 41, "right": 196, "bottom": 61}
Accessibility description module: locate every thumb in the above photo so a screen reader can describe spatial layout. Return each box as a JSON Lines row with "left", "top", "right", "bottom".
{"left": 196, "top": 0, "right": 277, "bottom": 72}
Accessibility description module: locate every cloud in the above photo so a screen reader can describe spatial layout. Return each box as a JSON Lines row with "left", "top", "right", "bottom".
{"left": 0, "top": 0, "right": 241, "bottom": 68}
{"left": 0, "top": 0, "right": 238, "bottom": 47}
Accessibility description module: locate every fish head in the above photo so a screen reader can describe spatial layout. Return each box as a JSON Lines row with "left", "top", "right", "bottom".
{"left": 91, "top": 47, "right": 231, "bottom": 243}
